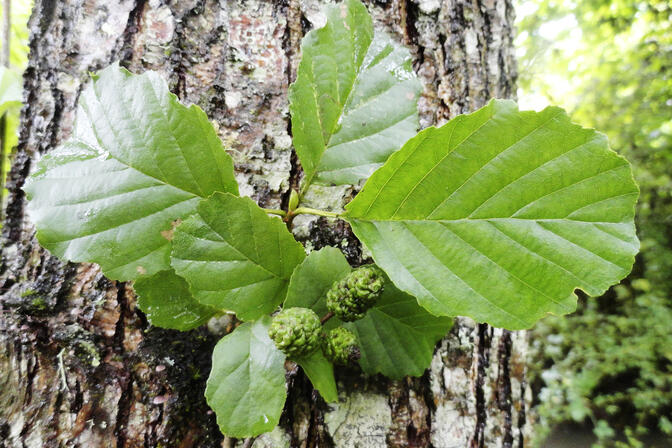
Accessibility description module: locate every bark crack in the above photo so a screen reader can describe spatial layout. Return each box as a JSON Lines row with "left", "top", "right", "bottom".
{"left": 114, "top": 374, "right": 134, "bottom": 448}
{"left": 497, "top": 330, "right": 514, "bottom": 448}
{"left": 471, "top": 323, "right": 492, "bottom": 448}
{"left": 115, "top": 0, "right": 148, "bottom": 65}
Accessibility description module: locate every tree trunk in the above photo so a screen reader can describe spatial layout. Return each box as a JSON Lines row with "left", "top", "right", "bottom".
{"left": 0, "top": 0, "right": 525, "bottom": 447}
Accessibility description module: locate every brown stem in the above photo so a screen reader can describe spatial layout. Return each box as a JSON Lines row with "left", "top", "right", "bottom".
{"left": 320, "top": 311, "right": 334, "bottom": 325}
{"left": 242, "top": 437, "right": 257, "bottom": 448}
{"left": 283, "top": 209, "right": 297, "bottom": 228}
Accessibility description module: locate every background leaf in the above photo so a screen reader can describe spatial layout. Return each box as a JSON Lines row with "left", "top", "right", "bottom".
{"left": 289, "top": 0, "right": 421, "bottom": 187}
{"left": 346, "top": 99, "right": 639, "bottom": 330}
{"left": 24, "top": 64, "right": 238, "bottom": 280}
{"left": 295, "top": 350, "right": 339, "bottom": 403}
{"left": 171, "top": 193, "right": 305, "bottom": 321}
{"left": 205, "top": 317, "right": 287, "bottom": 438}
{"left": 345, "top": 281, "right": 453, "bottom": 379}
{"left": 133, "top": 269, "right": 216, "bottom": 331}
{"left": 0, "top": 66, "right": 22, "bottom": 115}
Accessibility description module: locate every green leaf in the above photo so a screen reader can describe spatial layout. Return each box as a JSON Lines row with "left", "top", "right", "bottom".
{"left": 133, "top": 270, "right": 216, "bottom": 331}
{"left": 24, "top": 64, "right": 238, "bottom": 280}
{"left": 346, "top": 99, "right": 639, "bottom": 330}
{"left": 206, "top": 317, "right": 287, "bottom": 438}
{"left": 345, "top": 280, "right": 452, "bottom": 379}
{"left": 295, "top": 349, "right": 339, "bottom": 403}
{"left": 289, "top": 0, "right": 421, "bottom": 187}
{"left": 284, "top": 247, "right": 351, "bottom": 319}
{"left": 171, "top": 193, "right": 305, "bottom": 321}
{"left": 0, "top": 66, "right": 22, "bottom": 115}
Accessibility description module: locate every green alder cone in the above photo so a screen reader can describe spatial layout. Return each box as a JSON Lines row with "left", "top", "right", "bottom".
{"left": 326, "top": 265, "right": 385, "bottom": 322}
{"left": 322, "top": 327, "right": 360, "bottom": 366}
{"left": 268, "top": 307, "right": 322, "bottom": 358}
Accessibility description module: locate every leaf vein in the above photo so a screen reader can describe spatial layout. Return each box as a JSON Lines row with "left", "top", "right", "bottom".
{"left": 424, "top": 109, "right": 562, "bottom": 219}
{"left": 440, "top": 223, "right": 574, "bottom": 311}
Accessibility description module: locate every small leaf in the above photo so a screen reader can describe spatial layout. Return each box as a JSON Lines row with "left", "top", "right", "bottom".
{"left": 345, "top": 281, "right": 452, "bottom": 379}
{"left": 171, "top": 193, "right": 305, "bottom": 321}
{"left": 289, "top": 0, "right": 421, "bottom": 187}
{"left": 284, "top": 247, "right": 351, "bottom": 320}
{"left": 24, "top": 64, "right": 238, "bottom": 280}
{"left": 206, "top": 317, "right": 287, "bottom": 438}
{"left": 346, "top": 99, "right": 640, "bottom": 329}
{"left": 133, "top": 270, "right": 216, "bottom": 331}
{"left": 295, "top": 350, "right": 339, "bottom": 403}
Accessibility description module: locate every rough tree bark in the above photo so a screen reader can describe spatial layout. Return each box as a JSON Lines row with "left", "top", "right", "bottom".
{"left": 0, "top": 0, "right": 526, "bottom": 447}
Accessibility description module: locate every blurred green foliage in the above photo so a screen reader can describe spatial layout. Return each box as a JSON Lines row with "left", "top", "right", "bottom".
{"left": 517, "top": 0, "right": 672, "bottom": 446}
{"left": 0, "top": 0, "right": 31, "bottom": 69}
{"left": 0, "top": 0, "right": 32, "bottom": 191}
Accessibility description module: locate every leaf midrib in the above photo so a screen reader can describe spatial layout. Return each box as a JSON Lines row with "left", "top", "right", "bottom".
{"left": 83, "top": 84, "right": 210, "bottom": 199}
{"left": 379, "top": 224, "right": 532, "bottom": 327}
{"left": 87, "top": 82, "right": 177, "bottom": 194}
{"left": 440, "top": 223, "right": 574, "bottom": 311}
{"left": 45, "top": 195, "right": 197, "bottom": 244}
{"left": 184, "top": 219, "right": 288, "bottom": 281}
{"left": 354, "top": 216, "right": 631, "bottom": 270}
{"left": 350, "top": 216, "right": 631, "bottom": 225}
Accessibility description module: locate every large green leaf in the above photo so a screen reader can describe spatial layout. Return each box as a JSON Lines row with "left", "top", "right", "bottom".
{"left": 133, "top": 270, "right": 216, "bottom": 331}
{"left": 24, "top": 64, "right": 238, "bottom": 280}
{"left": 295, "top": 349, "right": 339, "bottom": 403}
{"left": 345, "top": 282, "right": 453, "bottom": 379}
{"left": 346, "top": 99, "right": 639, "bottom": 330}
{"left": 206, "top": 317, "right": 287, "bottom": 438}
{"left": 289, "top": 0, "right": 421, "bottom": 187}
{"left": 171, "top": 193, "right": 305, "bottom": 321}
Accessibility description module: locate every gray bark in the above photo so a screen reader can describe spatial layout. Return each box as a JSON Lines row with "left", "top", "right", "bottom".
{"left": 0, "top": 0, "right": 527, "bottom": 447}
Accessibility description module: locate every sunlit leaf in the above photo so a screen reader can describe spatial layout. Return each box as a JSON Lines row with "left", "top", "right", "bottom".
{"left": 346, "top": 99, "right": 639, "bottom": 329}
{"left": 0, "top": 66, "right": 22, "bottom": 115}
